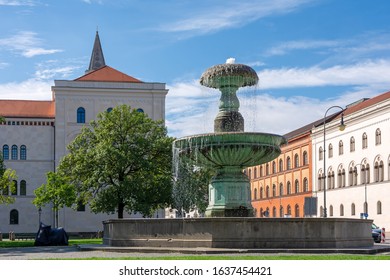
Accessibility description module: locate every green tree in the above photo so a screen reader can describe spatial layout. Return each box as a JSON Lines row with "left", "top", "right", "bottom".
{"left": 33, "top": 171, "right": 76, "bottom": 227}
{"left": 172, "top": 158, "right": 213, "bottom": 217}
{"left": 58, "top": 105, "right": 174, "bottom": 218}
{"left": 0, "top": 155, "right": 17, "bottom": 204}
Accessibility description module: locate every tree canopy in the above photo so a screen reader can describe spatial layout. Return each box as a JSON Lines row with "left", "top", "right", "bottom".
{"left": 33, "top": 171, "right": 76, "bottom": 227}
{"left": 0, "top": 155, "right": 17, "bottom": 204}
{"left": 57, "top": 105, "right": 174, "bottom": 218}
{"left": 171, "top": 157, "right": 213, "bottom": 217}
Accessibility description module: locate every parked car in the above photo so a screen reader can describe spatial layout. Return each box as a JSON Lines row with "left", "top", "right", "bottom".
{"left": 372, "top": 224, "right": 382, "bottom": 243}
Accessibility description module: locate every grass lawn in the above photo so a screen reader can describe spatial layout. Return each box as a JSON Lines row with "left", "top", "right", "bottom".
{"left": 1, "top": 239, "right": 390, "bottom": 260}
{"left": 0, "top": 238, "right": 102, "bottom": 248}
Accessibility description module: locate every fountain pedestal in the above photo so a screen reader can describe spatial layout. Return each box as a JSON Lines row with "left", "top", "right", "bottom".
{"left": 206, "top": 167, "right": 253, "bottom": 217}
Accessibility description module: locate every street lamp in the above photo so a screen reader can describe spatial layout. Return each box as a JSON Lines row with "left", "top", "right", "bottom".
{"left": 323, "top": 106, "right": 346, "bottom": 218}
{"left": 38, "top": 207, "right": 42, "bottom": 225}
{"left": 354, "top": 163, "right": 368, "bottom": 218}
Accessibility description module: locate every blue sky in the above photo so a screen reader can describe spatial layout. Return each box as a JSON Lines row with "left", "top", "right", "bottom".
{"left": 1, "top": 0, "right": 390, "bottom": 138}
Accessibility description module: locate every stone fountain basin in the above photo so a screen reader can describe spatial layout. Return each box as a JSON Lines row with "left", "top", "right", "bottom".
{"left": 173, "top": 132, "right": 287, "bottom": 168}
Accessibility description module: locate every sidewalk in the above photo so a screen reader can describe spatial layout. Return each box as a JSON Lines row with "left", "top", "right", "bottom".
{"left": 1, "top": 243, "right": 390, "bottom": 259}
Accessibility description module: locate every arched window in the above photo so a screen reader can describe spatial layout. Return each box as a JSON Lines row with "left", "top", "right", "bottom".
{"left": 303, "top": 178, "right": 308, "bottom": 192}
{"left": 340, "top": 204, "right": 344, "bottom": 216}
{"left": 279, "top": 183, "right": 283, "bottom": 196}
{"left": 136, "top": 108, "right": 144, "bottom": 113}
{"left": 295, "top": 204, "right": 300, "bottom": 217}
{"left": 362, "top": 133, "right": 368, "bottom": 149}
{"left": 377, "top": 201, "right": 382, "bottom": 215}
{"left": 280, "top": 206, "right": 284, "bottom": 218}
{"left": 375, "top": 128, "right": 381, "bottom": 145}
{"left": 266, "top": 164, "right": 269, "bottom": 175}
{"left": 266, "top": 186, "right": 270, "bottom": 198}
{"left": 303, "top": 151, "right": 308, "bottom": 165}
{"left": 2, "top": 145, "right": 9, "bottom": 160}
{"left": 77, "top": 107, "right": 86, "bottom": 123}
{"left": 329, "top": 205, "right": 334, "bottom": 217}
{"left": 287, "top": 205, "right": 291, "bottom": 216}
{"left": 248, "top": 169, "right": 252, "bottom": 179}
{"left": 328, "top": 169, "right": 335, "bottom": 189}
{"left": 328, "top": 144, "right": 333, "bottom": 158}
{"left": 272, "top": 161, "right": 276, "bottom": 173}
{"left": 286, "top": 157, "right": 291, "bottom": 170}
{"left": 351, "top": 203, "right": 356, "bottom": 216}
{"left": 107, "top": 107, "right": 113, "bottom": 113}
{"left": 20, "top": 180, "right": 26, "bottom": 196}
{"left": 319, "top": 147, "right": 323, "bottom": 160}
{"left": 350, "top": 137, "right": 355, "bottom": 152}
{"left": 294, "top": 154, "right": 299, "bottom": 168}
{"left": 10, "top": 209, "right": 18, "bottom": 224}
{"left": 287, "top": 181, "right": 291, "bottom": 195}
{"left": 11, "top": 145, "right": 18, "bottom": 160}
{"left": 77, "top": 201, "right": 86, "bottom": 212}
{"left": 365, "top": 164, "right": 370, "bottom": 183}
{"left": 260, "top": 187, "right": 263, "bottom": 199}
{"left": 254, "top": 167, "right": 257, "bottom": 179}
{"left": 254, "top": 188, "right": 258, "bottom": 200}
{"left": 318, "top": 170, "right": 324, "bottom": 191}
{"left": 374, "top": 160, "right": 384, "bottom": 182}
{"left": 337, "top": 169, "right": 342, "bottom": 188}
{"left": 349, "top": 167, "right": 357, "bottom": 186}
{"left": 294, "top": 179, "right": 299, "bottom": 193}
{"left": 279, "top": 159, "right": 283, "bottom": 172}
{"left": 339, "top": 140, "right": 344, "bottom": 155}
{"left": 20, "top": 145, "right": 27, "bottom": 160}
{"left": 272, "top": 207, "right": 277, "bottom": 218}
{"left": 364, "top": 202, "right": 368, "bottom": 214}
{"left": 260, "top": 166, "right": 263, "bottom": 177}
{"left": 11, "top": 180, "right": 17, "bottom": 195}
{"left": 272, "top": 184, "right": 276, "bottom": 197}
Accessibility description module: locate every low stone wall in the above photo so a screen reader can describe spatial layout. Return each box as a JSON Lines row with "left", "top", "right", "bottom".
{"left": 103, "top": 217, "right": 373, "bottom": 249}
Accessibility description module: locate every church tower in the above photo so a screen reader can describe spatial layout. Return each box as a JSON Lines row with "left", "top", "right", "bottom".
{"left": 86, "top": 31, "right": 106, "bottom": 73}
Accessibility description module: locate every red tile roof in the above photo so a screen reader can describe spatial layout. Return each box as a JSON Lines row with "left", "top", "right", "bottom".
{"left": 0, "top": 100, "right": 55, "bottom": 118}
{"left": 343, "top": 90, "right": 390, "bottom": 116}
{"left": 75, "top": 66, "right": 143, "bottom": 83}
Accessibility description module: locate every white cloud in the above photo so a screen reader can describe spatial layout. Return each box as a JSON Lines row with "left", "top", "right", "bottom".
{"left": 265, "top": 40, "right": 340, "bottom": 56}
{"left": 0, "top": 0, "right": 36, "bottom": 6}
{"left": 160, "top": 0, "right": 314, "bottom": 36}
{"left": 166, "top": 59, "right": 390, "bottom": 138}
{"left": 0, "top": 62, "right": 9, "bottom": 69}
{"left": 0, "top": 31, "right": 62, "bottom": 58}
{"left": 258, "top": 59, "right": 390, "bottom": 89}
{"left": 0, "top": 79, "right": 52, "bottom": 100}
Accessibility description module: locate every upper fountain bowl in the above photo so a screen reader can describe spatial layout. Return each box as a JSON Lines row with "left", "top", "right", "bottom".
{"left": 173, "top": 132, "right": 287, "bottom": 169}
{"left": 200, "top": 62, "right": 259, "bottom": 89}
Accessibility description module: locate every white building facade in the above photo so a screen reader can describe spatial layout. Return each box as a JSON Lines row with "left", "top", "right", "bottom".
{"left": 0, "top": 32, "right": 168, "bottom": 233}
{"left": 312, "top": 92, "right": 390, "bottom": 230}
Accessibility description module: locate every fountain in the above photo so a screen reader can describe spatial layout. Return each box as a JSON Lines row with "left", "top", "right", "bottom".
{"left": 102, "top": 59, "right": 373, "bottom": 249}
{"left": 173, "top": 58, "right": 286, "bottom": 217}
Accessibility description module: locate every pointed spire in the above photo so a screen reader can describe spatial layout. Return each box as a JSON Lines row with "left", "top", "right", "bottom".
{"left": 86, "top": 31, "right": 106, "bottom": 73}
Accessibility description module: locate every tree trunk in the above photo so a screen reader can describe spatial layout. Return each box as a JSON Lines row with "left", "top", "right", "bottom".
{"left": 118, "top": 202, "right": 124, "bottom": 219}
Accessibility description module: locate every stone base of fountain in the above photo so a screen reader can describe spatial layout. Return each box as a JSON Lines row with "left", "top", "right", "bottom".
{"left": 103, "top": 218, "right": 373, "bottom": 249}
{"left": 205, "top": 168, "right": 253, "bottom": 217}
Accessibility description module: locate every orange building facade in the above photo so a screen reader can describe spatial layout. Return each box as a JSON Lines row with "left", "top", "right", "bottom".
{"left": 247, "top": 124, "right": 316, "bottom": 218}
